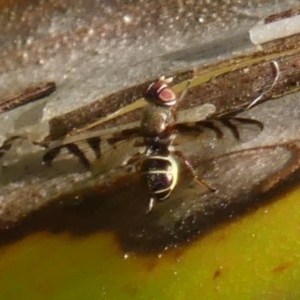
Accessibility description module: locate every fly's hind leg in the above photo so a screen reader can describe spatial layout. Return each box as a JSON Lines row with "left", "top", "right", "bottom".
{"left": 173, "top": 150, "right": 216, "bottom": 192}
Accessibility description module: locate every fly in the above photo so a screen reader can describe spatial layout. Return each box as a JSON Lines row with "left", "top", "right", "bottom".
{"left": 42, "top": 61, "right": 279, "bottom": 211}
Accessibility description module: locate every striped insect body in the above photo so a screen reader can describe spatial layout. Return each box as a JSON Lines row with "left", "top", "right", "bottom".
{"left": 138, "top": 132, "right": 180, "bottom": 211}
{"left": 138, "top": 77, "right": 214, "bottom": 211}
{"left": 140, "top": 154, "right": 179, "bottom": 202}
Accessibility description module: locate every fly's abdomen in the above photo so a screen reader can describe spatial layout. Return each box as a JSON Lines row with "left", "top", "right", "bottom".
{"left": 140, "top": 155, "right": 179, "bottom": 201}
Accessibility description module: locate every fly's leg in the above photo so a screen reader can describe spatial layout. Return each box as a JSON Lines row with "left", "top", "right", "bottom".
{"left": 174, "top": 150, "right": 216, "bottom": 192}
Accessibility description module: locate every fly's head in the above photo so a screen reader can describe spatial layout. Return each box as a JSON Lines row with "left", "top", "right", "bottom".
{"left": 145, "top": 77, "right": 177, "bottom": 107}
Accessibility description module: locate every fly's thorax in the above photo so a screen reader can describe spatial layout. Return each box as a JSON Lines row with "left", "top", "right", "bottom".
{"left": 140, "top": 152, "right": 179, "bottom": 202}
{"left": 140, "top": 105, "right": 175, "bottom": 137}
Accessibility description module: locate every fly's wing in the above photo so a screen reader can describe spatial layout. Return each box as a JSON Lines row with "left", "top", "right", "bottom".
{"left": 42, "top": 101, "right": 257, "bottom": 170}
{"left": 0, "top": 119, "right": 143, "bottom": 216}
{"left": 41, "top": 121, "right": 141, "bottom": 169}
{"left": 1, "top": 100, "right": 262, "bottom": 173}
{"left": 176, "top": 103, "right": 216, "bottom": 123}
{"left": 175, "top": 103, "right": 263, "bottom": 143}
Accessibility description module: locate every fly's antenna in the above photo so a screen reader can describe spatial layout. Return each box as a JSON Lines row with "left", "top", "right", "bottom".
{"left": 177, "top": 79, "right": 192, "bottom": 105}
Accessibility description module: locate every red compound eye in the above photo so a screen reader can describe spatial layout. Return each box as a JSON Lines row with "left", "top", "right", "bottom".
{"left": 146, "top": 79, "right": 177, "bottom": 106}
{"left": 158, "top": 87, "right": 176, "bottom": 104}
